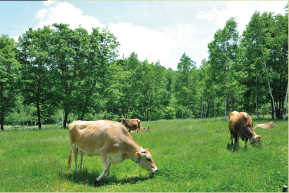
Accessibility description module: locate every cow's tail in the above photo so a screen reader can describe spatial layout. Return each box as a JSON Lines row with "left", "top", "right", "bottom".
{"left": 67, "top": 147, "right": 73, "bottom": 170}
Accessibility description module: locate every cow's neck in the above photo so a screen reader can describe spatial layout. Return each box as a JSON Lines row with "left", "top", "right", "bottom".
{"left": 123, "top": 139, "right": 143, "bottom": 162}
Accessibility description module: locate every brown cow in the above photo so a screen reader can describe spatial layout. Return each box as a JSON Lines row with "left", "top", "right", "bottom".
{"left": 254, "top": 121, "right": 276, "bottom": 129}
{"left": 140, "top": 127, "right": 149, "bottom": 131}
{"left": 229, "top": 111, "right": 261, "bottom": 148}
{"left": 120, "top": 117, "right": 140, "bottom": 132}
{"left": 67, "top": 120, "right": 158, "bottom": 185}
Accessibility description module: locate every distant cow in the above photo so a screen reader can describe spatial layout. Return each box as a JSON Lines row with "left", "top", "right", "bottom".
{"left": 120, "top": 117, "right": 140, "bottom": 132}
{"left": 67, "top": 120, "right": 158, "bottom": 185}
{"left": 254, "top": 121, "right": 276, "bottom": 129}
{"left": 140, "top": 127, "right": 149, "bottom": 131}
{"left": 229, "top": 111, "right": 261, "bottom": 148}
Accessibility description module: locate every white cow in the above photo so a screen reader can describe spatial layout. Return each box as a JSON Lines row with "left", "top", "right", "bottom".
{"left": 67, "top": 120, "right": 158, "bottom": 185}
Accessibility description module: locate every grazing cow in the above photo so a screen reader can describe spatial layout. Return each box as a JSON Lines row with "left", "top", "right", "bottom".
{"left": 254, "top": 121, "right": 276, "bottom": 129}
{"left": 229, "top": 111, "right": 261, "bottom": 148}
{"left": 120, "top": 117, "right": 140, "bottom": 132}
{"left": 67, "top": 120, "right": 158, "bottom": 185}
{"left": 140, "top": 127, "right": 149, "bottom": 131}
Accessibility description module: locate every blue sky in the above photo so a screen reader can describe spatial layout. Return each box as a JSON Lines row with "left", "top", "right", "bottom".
{"left": 0, "top": 1, "right": 287, "bottom": 70}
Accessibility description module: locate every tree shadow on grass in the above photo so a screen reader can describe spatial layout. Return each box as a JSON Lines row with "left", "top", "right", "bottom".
{"left": 60, "top": 169, "right": 154, "bottom": 187}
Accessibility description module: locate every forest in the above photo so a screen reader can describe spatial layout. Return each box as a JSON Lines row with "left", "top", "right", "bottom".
{"left": 0, "top": 10, "right": 288, "bottom": 130}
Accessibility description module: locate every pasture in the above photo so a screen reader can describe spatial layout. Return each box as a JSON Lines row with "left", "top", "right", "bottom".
{"left": 0, "top": 117, "right": 287, "bottom": 192}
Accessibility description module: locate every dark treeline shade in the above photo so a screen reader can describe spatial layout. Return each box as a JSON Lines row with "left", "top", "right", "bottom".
{"left": 0, "top": 9, "right": 287, "bottom": 129}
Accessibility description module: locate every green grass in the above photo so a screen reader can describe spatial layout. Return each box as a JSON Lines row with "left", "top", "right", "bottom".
{"left": 0, "top": 117, "right": 287, "bottom": 191}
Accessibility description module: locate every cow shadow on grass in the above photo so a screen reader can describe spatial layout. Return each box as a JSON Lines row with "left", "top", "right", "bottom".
{"left": 61, "top": 169, "right": 154, "bottom": 187}
{"left": 226, "top": 142, "right": 262, "bottom": 151}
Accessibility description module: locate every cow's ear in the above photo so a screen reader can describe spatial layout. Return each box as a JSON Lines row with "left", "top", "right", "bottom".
{"left": 144, "top": 148, "right": 149, "bottom": 152}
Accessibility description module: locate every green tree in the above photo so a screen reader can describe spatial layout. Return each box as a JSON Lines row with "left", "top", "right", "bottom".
{"left": 174, "top": 53, "right": 198, "bottom": 120}
{"left": 49, "top": 23, "right": 119, "bottom": 127}
{"left": 18, "top": 26, "right": 57, "bottom": 129}
{"left": 239, "top": 11, "right": 288, "bottom": 119}
{"left": 208, "top": 17, "right": 239, "bottom": 121}
{"left": 0, "top": 35, "right": 21, "bottom": 130}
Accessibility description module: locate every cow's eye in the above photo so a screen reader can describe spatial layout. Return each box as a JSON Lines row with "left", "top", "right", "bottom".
{"left": 147, "top": 158, "right": 151, "bottom": 162}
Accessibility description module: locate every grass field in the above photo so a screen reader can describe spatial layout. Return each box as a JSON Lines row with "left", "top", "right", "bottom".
{"left": 0, "top": 117, "right": 287, "bottom": 192}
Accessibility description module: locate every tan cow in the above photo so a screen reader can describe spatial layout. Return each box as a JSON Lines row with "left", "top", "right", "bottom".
{"left": 140, "top": 127, "right": 149, "bottom": 131}
{"left": 254, "top": 121, "right": 276, "bottom": 129}
{"left": 120, "top": 117, "right": 140, "bottom": 132}
{"left": 229, "top": 111, "right": 261, "bottom": 148}
{"left": 67, "top": 120, "right": 158, "bottom": 185}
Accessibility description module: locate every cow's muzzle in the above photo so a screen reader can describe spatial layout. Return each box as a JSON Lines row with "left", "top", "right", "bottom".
{"left": 152, "top": 167, "right": 158, "bottom": 173}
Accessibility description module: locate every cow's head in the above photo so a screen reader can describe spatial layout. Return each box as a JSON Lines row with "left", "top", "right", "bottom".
{"left": 250, "top": 135, "right": 261, "bottom": 143}
{"left": 120, "top": 117, "right": 126, "bottom": 124}
{"left": 135, "top": 148, "right": 158, "bottom": 173}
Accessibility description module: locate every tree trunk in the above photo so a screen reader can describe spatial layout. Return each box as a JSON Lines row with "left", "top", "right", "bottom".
{"left": 262, "top": 49, "right": 276, "bottom": 119}
{"left": 284, "top": 86, "right": 288, "bottom": 120}
{"left": 270, "top": 100, "right": 274, "bottom": 119}
{"left": 36, "top": 102, "right": 42, "bottom": 129}
{"left": 206, "top": 101, "right": 209, "bottom": 118}
{"left": 106, "top": 103, "right": 108, "bottom": 120}
{"left": 63, "top": 111, "right": 68, "bottom": 128}
{"left": 80, "top": 99, "right": 89, "bottom": 120}
{"left": 0, "top": 114, "right": 3, "bottom": 131}
{"left": 262, "top": 102, "right": 265, "bottom": 119}
{"left": 145, "top": 105, "right": 149, "bottom": 121}
{"left": 224, "top": 63, "right": 227, "bottom": 121}
{"left": 214, "top": 88, "right": 216, "bottom": 120}
{"left": 61, "top": 112, "right": 64, "bottom": 127}
{"left": 146, "top": 87, "right": 153, "bottom": 121}
{"left": 112, "top": 102, "right": 113, "bottom": 120}
{"left": 188, "top": 104, "right": 193, "bottom": 121}
{"left": 127, "top": 78, "right": 133, "bottom": 119}
{"left": 1, "top": 84, "right": 4, "bottom": 130}
{"left": 201, "top": 100, "right": 203, "bottom": 118}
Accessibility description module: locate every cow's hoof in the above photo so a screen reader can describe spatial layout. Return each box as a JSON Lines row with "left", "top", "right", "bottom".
{"left": 93, "top": 180, "right": 99, "bottom": 186}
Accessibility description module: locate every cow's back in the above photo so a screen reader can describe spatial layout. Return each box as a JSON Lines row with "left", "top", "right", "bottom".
{"left": 68, "top": 120, "right": 132, "bottom": 155}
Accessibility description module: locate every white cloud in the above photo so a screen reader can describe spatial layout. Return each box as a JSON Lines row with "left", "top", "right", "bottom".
{"left": 197, "top": 1, "right": 287, "bottom": 34}
{"left": 108, "top": 22, "right": 178, "bottom": 68}
{"left": 34, "top": 2, "right": 179, "bottom": 69}
{"left": 35, "top": 2, "right": 104, "bottom": 34}
{"left": 11, "top": 36, "right": 19, "bottom": 42}
{"left": 35, "top": 8, "right": 48, "bottom": 20}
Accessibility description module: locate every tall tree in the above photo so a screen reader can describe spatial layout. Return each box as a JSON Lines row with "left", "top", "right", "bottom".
{"left": 239, "top": 11, "right": 288, "bottom": 119}
{"left": 75, "top": 26, "right": 119, "bottom": 120}
{"left": 0, "top": 35, "right": 21, "bottom": 130}
{"left": 208, "top": 17, "right": 239, "bottom": 121}
{"left": 49, "top": 23, "right": 119, "bottom": 127}
{"left": 18, "top": 26, "right": 57, "bottom": 129}
{"left": 174, "top": 53, "right": 198, "bottom": 120}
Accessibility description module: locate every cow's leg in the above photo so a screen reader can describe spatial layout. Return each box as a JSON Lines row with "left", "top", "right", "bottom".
{"left": 80, "top": 154, "right": 84, "bottom": 170}
{"left": 105, "top": 164, "right": 111, "bottom": 179}
{"left": 244, "top": 138, "right": 248, "bottom": 148}
{"left": 230, "top": 133, "right": 234, "bottom": 146}
{"left": 94, "top": 152, "right": 111, "bottom": 185}
{"left": 234, "top": 134, "right": 238, "bottom": 147}
{"left": 71, "top": 144, "right": 78, "bottom": 173}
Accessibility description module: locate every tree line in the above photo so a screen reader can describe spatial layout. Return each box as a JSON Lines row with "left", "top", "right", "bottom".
{"left": 0, "top": 10, "right": 287, "bottom": 130}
